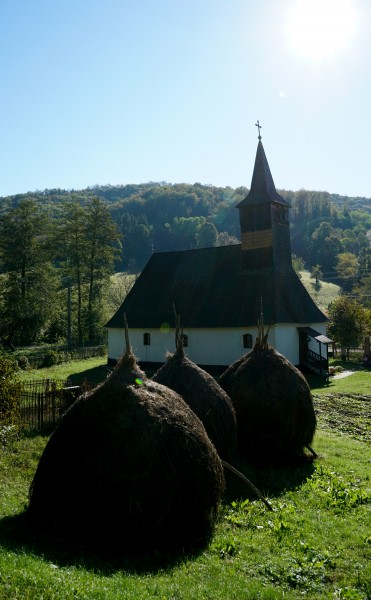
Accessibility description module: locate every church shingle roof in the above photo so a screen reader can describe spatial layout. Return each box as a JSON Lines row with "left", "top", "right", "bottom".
{"left": 106, "top": 244, "right": 327, "bottom": 329}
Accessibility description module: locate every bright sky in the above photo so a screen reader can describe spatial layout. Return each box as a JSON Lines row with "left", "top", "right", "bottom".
{"left": 1, "top": 0, "right": 371, "bottom": 198}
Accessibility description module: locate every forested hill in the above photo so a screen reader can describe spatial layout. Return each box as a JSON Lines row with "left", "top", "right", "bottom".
{"left": 1, "top": 183, "right": 370, "bottom": 274}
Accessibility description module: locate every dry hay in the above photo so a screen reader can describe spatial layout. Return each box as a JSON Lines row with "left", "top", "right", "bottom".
{"left": 27, "top": 350, "right": 225, "bottom": 553}
{"left": 153, "top": 345, "right": 238, "bottom": 464}
{"left": 219, "top": 335, "right": 316, "bottom": 465}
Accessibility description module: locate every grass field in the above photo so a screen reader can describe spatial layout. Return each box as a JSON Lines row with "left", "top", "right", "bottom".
{"left": 16, "top": 356, "right": 110, "bottom": 385}
{"left": 1, "top": 360, "right": 370, "bottom": 598}
{"left": 0, "top": 429, "right": 369, "bottom": 598}
{"left": 299, "top": 270, "right": 340, "bottom": 313}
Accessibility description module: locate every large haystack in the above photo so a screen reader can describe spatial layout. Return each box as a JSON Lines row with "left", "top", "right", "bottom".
{"left": 153, "top": 343, "right": 238, "bottom": 464}
{"left": 219, "top": 325, "right": 316, "bottom": 465}
{"left": 27, "top": 349, "right": 224, "bottom": 553}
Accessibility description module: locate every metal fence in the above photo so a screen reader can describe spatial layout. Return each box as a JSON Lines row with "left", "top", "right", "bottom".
{"left": 19, "top": 379, "right": 94, "bottom": 433}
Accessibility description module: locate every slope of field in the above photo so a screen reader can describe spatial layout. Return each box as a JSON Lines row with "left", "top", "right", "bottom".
{"left": 299, "top": 270, "right": 340, "bottom": 313}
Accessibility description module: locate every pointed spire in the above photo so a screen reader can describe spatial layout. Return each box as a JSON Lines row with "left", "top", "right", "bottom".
{"left": 237, "top": 133, "right": 290, "bottom": 208}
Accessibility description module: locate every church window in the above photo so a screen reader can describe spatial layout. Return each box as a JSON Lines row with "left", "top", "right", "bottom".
{"left": 243, "top": 333, "right": 253, "bottom": 348}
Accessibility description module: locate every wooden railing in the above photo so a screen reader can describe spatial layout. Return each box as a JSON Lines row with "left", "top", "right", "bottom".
{"left": 306, "top": 349, "right": 329, "bottom": 376}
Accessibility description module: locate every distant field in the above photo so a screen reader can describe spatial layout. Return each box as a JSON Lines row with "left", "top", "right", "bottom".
{"left": 299, "top": 270, "right": 340, "bottom": 312}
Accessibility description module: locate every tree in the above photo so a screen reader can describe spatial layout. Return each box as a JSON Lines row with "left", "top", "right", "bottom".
{"left": 161, "top": 217, "right": 206, "bottom": 252}
{"left": 0, "top": 200, "right": 59, "bottom": 348}
{"left": 195, "top": 222, "right": 218, "bottom": 248}
{"left": 335, "top": 252, "right": 357, "bottom": 292}
{"left": 327, "top": 296, "right": 367, "bottom": 359}
{"left": 215, "top": 232, "right": 240, "bottom": 247}
{"left": 84, "top": 198, "right": 122, "bottom": 340}
{"left": 57, "top": 201, "right": 87, "bottom": 344}
{"left": 57, "top": 198, "right": 121, "bottom": 344}
{"left": 353, "top": 275, "right": 371, "bottom": 309}
{"left": 357, "top": 246, "right": 371, "bottom": 280}
{"left": 310, "top": 264, "right": 323, "bottom": 290}
{"left": 292, "top": 254, "right": 305, "bottom": 277}
{"left": 311, "top": 223, "right": 343, "bottom": 274}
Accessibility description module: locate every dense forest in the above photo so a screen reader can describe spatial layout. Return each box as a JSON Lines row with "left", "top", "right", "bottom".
{"left": 0, "top": 183, "right": 370, "bottom": 348}
{"left": 2, "top": 183, "right": 371, "bottom": 271}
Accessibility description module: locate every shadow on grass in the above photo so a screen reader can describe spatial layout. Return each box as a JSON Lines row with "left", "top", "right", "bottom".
{"left": 66, "top": 364, "right": 112, "bottom": 386}
{"left": 306, "top": 374, "right": 334, "bottom": 392}
{"left": 224, "top": 455, "right": 316, "bottom": 502}
{"left": 0, "top": 511, "right": 205, "bottom": 574}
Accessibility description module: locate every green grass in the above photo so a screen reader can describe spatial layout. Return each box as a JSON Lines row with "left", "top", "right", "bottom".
{"left": 17, "top": 356, "right": 110, "bottom": 385}
{"left": 299, "top": 270, "right": 340, "bottom": 312}
{"left": 6, "top": 354, "right": 370, "bottom": 597}
{"left": 309, "top": 370, "right": 371, "bottom": 395}
{"left": 0, "top": 400, "right": 370, "bottom": 598}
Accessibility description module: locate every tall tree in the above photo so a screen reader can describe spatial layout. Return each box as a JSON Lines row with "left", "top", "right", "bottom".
{"left": 58, "top": 198, "right": 121, "bottom": 344}
{"left": 84, "top": 197, "right": 122, "bottom": 341}
{"left": 0, "top": 200, "right": 59, "bottom": 348}
{"left": 57, "top": 201, "right": 87, "bottom": 344}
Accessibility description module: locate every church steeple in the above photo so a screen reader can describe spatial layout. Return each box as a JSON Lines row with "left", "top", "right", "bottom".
{"left": 237, "top": 130, "right": 292, "bottom": 270}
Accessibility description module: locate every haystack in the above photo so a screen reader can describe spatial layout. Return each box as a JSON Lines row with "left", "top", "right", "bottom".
{"left": 219, "top": 319, "right": 316, "bottom": 465}
{"left": 152, "top": 324, "right": 238, "bottom": 464}
{"left": 28, "top": 346, "right": 224, "bottom": 553}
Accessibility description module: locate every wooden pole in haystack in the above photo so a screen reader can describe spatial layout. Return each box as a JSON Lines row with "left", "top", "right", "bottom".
{"left": 123, "top": 312, "right": 132, "bottom": 355}
{"left": 222, "top": 460, "right": 273, "bottom": 511}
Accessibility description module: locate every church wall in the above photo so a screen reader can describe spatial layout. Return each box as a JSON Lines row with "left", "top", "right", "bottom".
{"left": 274, "top": 325, "right": 300, "bottom": 364}
{"left": 107, "top": 326, "right": 263, "bottom": 366}
{"left": 274, "top": 322, "right": 329, "bottom": 365}
{"left": 107, "top": 325, "right": 306, "bottom": 367}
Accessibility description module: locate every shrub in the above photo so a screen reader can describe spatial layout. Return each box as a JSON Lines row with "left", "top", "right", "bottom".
{"left": 42, "top": 350, "right": 63, "bottom": 367}
{"left": 17, "top": 354, "right": 31, "bottom": 371}
{"left": 0, "top": 355, "right": 22, "bottom": 426}
{"left": 0, "top": 424, "right": 19, "bottom": 448}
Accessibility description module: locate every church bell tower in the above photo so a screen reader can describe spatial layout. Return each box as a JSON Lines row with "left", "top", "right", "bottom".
{"left": 237, "top": 122, "right": 292, "bottom": 270}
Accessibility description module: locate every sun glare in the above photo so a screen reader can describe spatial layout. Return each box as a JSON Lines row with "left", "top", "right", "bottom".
{"left": 285, "top": 0, "right": 357, "bottom": 63}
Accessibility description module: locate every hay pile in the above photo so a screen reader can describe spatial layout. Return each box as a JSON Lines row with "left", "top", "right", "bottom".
{"left": 219, "top": 327, "right": 316, "bottom": 465}
{"left": 153, "top": 343, "right": 238, "bottom": 464}
{"left": 27, "top": 349, "right": 225, "bottom": 553}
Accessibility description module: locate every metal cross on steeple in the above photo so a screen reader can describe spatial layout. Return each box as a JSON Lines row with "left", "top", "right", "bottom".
{"left": 255, "top": 120, "right": 262, "bottom": 140}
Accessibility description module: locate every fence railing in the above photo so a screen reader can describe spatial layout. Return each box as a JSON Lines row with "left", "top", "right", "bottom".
{"left": 19, "top": 379, "right": 94, "bottom": 433}
{"left": 18, "top": 345, "right": 106, "bottom": 369}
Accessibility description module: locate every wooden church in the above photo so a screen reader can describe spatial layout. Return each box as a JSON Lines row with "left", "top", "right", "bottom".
{"left": 106, "top": 129, "right": 331, "bottom": 374}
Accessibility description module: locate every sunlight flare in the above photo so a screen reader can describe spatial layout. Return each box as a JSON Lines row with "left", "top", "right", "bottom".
{"left": 285, "top": 0, "right": 357, "bottom": 63}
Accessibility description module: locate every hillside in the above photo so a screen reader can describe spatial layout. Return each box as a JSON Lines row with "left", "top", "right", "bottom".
{"left": 299, "top": 270, "right": 341, "bottom": 313}
{"left": 1, "top": 183, "right": 370, "bottom": 275}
